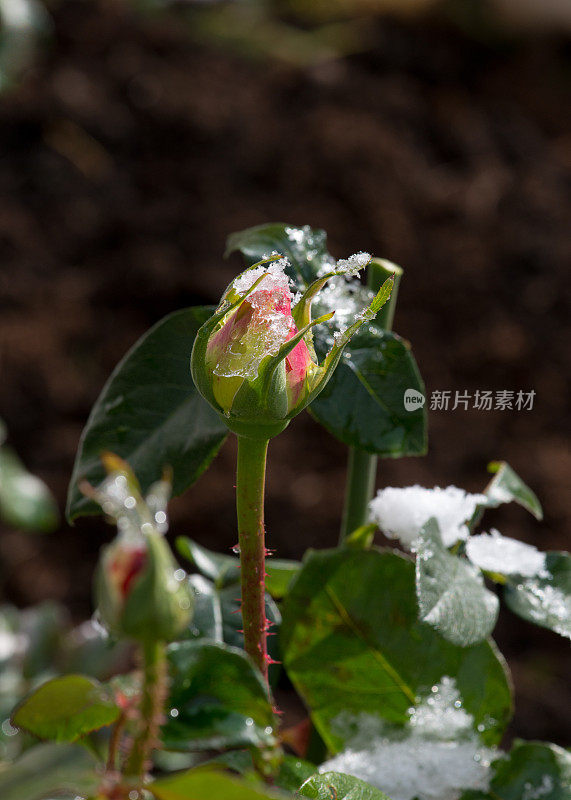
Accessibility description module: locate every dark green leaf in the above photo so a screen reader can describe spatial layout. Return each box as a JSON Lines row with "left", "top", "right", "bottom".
{"left": 187, "top": 574, "right": 281, "bottom": 660}
{"left": 177, "top": 537, "right": 241, "bottom": 586}
{"left": 0, "top": 446, "right": 59, "bottom": 533}
{"left": 299, "top": 772, "right": 392, "bottom": 800}
{"left": 177, "top": 536, "right": 299, "bottom": 599}
{"left": 66, "top": 307, "right": 228, "bottom": 521}
{"left": 274, "top": 756, "right": 317, "bottom": 792}
{"left": 150, "top": 765, "right": 289, "bottom": 800}
{"left": 504, "top": 552, "right": 570, "bottom": 640}
{"left": 0, "top": 742, "right": 98, "bottom": 800}
{"left": 163, "top": 640, "right": 275, "bottom": 751}
{"left": 11, "top": 674, "right": 119, "bottom": 742}
{"left": 484, "top": 462, "right": 543, "bottom": 520}
{"left": 310, "top": 321, "right": 426, "bottom": 457}
{"left": 227, "top": 223, "right": 427, "bottom": 458}
{"left": 281, "top": 548, "right": 512, "bottom": 753}
{"left": 416, "top": 519, "right": 499, "bottom": 646}
{"left": 469, "top": 740, "right": 571, "bottom": 800}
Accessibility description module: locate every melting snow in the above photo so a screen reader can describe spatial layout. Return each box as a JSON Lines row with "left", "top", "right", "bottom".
{"left": 369, "top": 485, "right": 487, "bottom": 549}
{"left": 321, "top": 677, "right": 497, "bottom": 800}
{"left": 466, "top": 530, "right": 547, "bottom": 577}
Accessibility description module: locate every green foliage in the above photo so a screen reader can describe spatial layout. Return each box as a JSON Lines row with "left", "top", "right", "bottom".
{"left": 0, "top": 742, "right": 99, "bottom": 800}
{"left": 299, "top": 772, "right": 392, "bottom": 800}
{"left": 462, "top": 740, "right": 571, "bottom": 800}
{"left": 11, "top": 675, "right": 119, "bottom": 743}
{"left": 504, "top": 552, "right": 571, "bottom": 640}
{"left": 226, "top": 223, "right": 427, "bottom": 457}
{"left": 177, "top": 536, "right": 300, "bottom": 600}
{"left": 66, "top": 307, "right": 228, "bottom": 521}
{"left": 274, "top": 756, "right": 318, "bottom": 792}
{"left": 484, "top": 461, "right": 543, "bottom": 520}
{"left": 281, "top": 547, "right": 512, "bottom": 752}
{"left": 163, "top": 640, "right": 275, "bottom": 751}
{"left": 416, "top": 519, "right": 499, "bottom": 646}
{"left": 0, "top": 444, "right": 59, "bottom": 533}
{"left": 150, "top": 765, "right": 289, "bottom": 800}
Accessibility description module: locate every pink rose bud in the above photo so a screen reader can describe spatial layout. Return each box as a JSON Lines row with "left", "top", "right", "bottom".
{"left": 191, "top": 254, "right": 394, "bottom": 439}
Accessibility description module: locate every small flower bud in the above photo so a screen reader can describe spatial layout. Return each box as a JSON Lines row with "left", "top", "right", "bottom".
{"left": 84, "top": 455, "right": 193, "bottom": 643}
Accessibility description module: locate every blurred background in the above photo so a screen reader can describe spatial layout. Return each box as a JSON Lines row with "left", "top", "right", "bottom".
{"left": 0, "top": 0, "right": 569, "bottom": 747}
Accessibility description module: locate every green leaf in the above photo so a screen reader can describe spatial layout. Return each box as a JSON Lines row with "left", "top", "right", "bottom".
{"left": 0, "top": 446, "right": 59, "bottom": 533}
{"left": 188, "top": 574, "right": 281, "bottom": 661}
{"left": 416, "top": 519, "right": 499, "bottom": 646}
{"left": 504, "top": 552, "right": 571, "bottom": 640}
{"left": 226, "top": 222, "right": 427, "bottom": 458}
{"left": 163, "top": 640, "right": 275, "bottom": 751}
{"left": 484, "top": 462, "right": 543, "bottom": 520}
{"left": 177, "top": 537, "right": 240, "bottom": 586}
{"left": 177, "top": 536, "right": 299, "bottom": 599}
{"left": 11, "top": 675, "right": 119, "bottom": 743}
{"left": 299, "top": 772, "right": 392, "bottom": 800}
{"left": 150, "top": 765, "right": 289, "bottom": 800}
{"left": 281, "top": 548, "right": 512, "bottom": 753}
{"left": 0, "top": 742, "right": 98, "bottom": 800}
{"left": 274, "top": 756, "right": 317, "bottom": 793}
{"left": 310, "top": 319, "right": 427, "bottom": 457}
{"left": 465, "top": 740, "right": 571, "bottom": 800}
{"left": 66, "top": 307, "right": 228, "bottom": 522}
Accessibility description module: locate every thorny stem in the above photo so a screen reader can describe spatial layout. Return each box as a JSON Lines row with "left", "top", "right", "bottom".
{"left": 123, "top": 639, "right": 167, "bottom": 786}
{"left": 339, "top": 260, "right": 403, "bottom": 543}
{"left": 236, "top": 435, "right": 271, "bottom": 696}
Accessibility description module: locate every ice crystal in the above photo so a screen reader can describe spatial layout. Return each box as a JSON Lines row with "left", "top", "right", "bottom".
{"left": 322, "top": 677, "right": 497, "bottom": 800}
{"left": 466, "top": 529, "right": 547, "bottom": 577}
{"left": 369, "top": 485, "right": 487, "bottom": 549}
{"left": 336, "top": 251, "right": 372, "bottom": 276}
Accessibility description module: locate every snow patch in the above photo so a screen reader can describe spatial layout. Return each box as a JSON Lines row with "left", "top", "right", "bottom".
{"left": 369, "top": 485, "right": 487, "bottom": 549}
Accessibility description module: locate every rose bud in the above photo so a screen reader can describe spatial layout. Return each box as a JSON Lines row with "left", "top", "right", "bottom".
{"left": 191, "top": 253, "right": 393, "bottom": 439}
{"left": 83, "top": 454, "right": 193, "bottom": 643}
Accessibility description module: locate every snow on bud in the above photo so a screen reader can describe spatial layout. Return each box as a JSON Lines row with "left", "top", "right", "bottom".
{"left": 191, "top": 253, "right": 393, "bottom": 439}
{"left": 83, "top": 455, "right": 193, "bottom": 643}
{"left": 369, "top": 485, "right": 487, "bottom": 549}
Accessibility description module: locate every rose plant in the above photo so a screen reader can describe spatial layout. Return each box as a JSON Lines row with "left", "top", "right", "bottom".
{"left": 0, "top": 223, "right": 569, "bottom": 800}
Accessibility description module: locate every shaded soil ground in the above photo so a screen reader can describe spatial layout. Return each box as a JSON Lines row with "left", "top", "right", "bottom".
{"left": 0, "top": 2, "right": 569, "bottom": 745}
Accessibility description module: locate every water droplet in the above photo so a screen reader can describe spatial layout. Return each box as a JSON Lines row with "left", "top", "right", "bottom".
{"left": 155, "top": 510, "right": 167, "bottom": 525}
{"left": 174, "top": 569, "right": 186, "bottom": 582}
{"left": 477, "top": 723, "right": 485, "bottom": 732}
{"left": 124, "top": 496, "right": 136, "bottom": 509}
{"left": 454, "top": 700, "right": 462, "bottom": 708}
{"left": 169, "top": 708, "right": 179, "bottom": 718}
{"left": 1, "top": 719, "right": 17, "bottom": 736}
{"left": 245, "top": 717, "right": 254, "bottom": 727}
{"left": 264, "top": 726, "right": 273, "bottom": 735}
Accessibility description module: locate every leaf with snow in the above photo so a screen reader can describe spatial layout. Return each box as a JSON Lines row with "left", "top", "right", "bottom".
{"left": 466, "top": 531, "right": 546, "bottom": 578}
{"left": 483, "top": 462, "right": 543, "bottom": 520}
{"left": 281, "top": 547, "right": 512, "bottom": 753}
{"left": 504, "top": 552, "right": 571, "bottom": 640}
{"left": 299, "top": 771, "right": 392, "bottom": 799}
{"left": 415, "top": 519, "right": 499, "bottom": 647}
{"left": 461, "top": 739, "right": 571, "bottom": 800}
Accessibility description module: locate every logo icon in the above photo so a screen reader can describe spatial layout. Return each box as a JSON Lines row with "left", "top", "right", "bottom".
{"left": 404, "top": 388, "right": 425, "bottom": 412}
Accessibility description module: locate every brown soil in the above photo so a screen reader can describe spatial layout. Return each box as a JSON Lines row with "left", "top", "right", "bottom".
{"left": 0, "top": 3, "right": 569, "bottom": 746}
